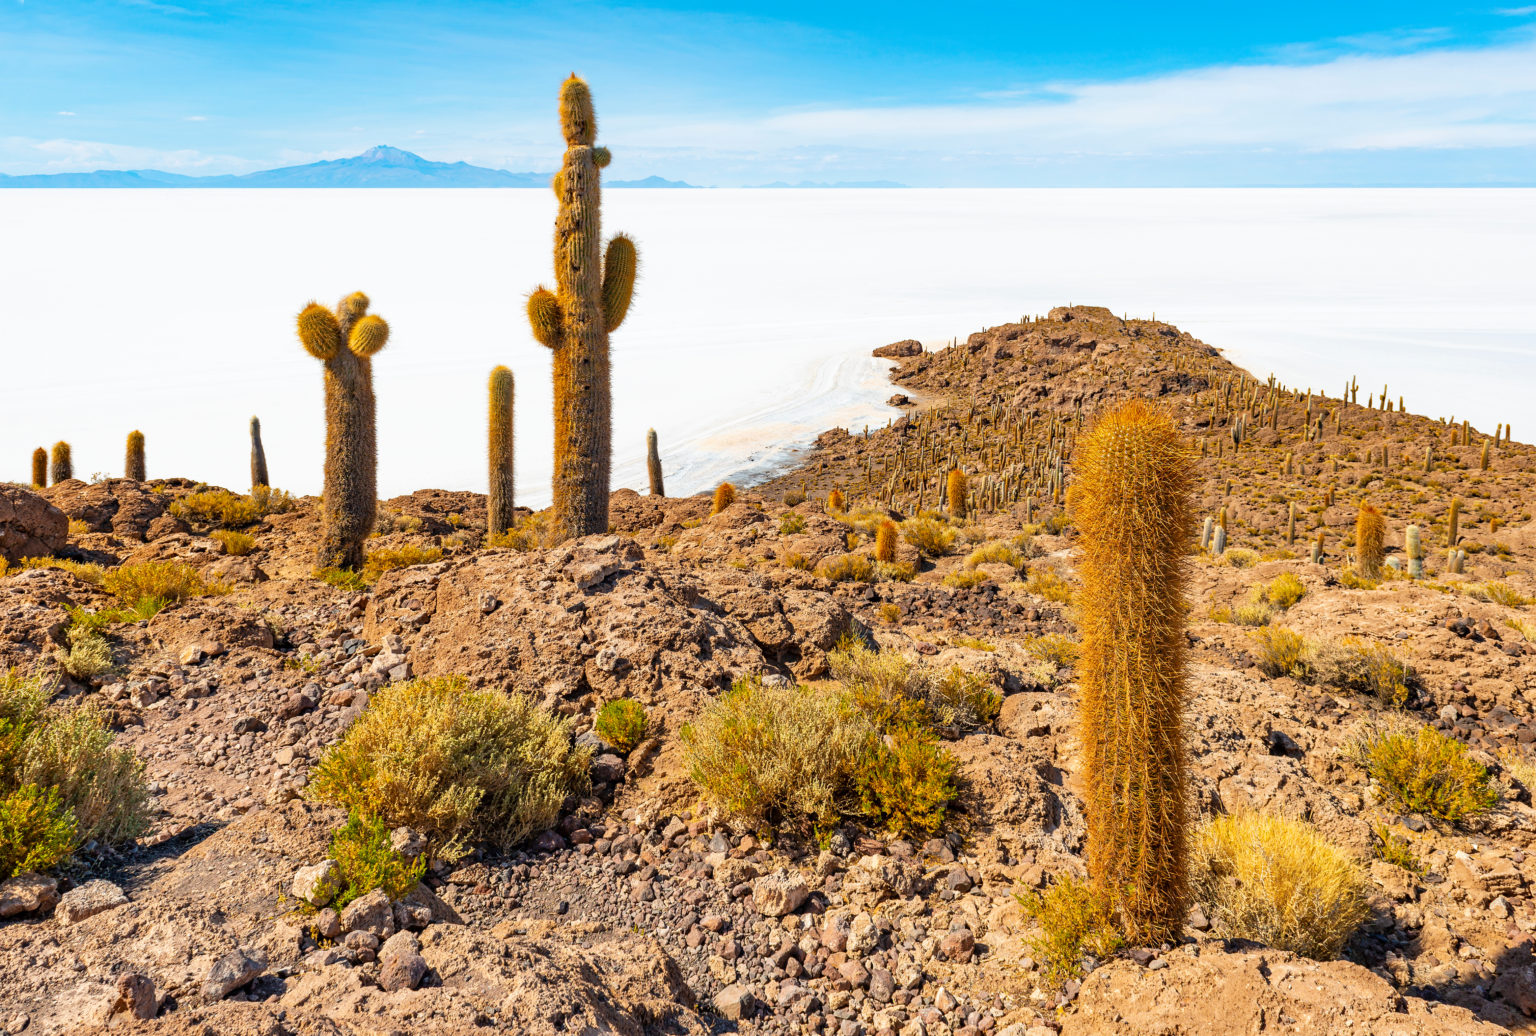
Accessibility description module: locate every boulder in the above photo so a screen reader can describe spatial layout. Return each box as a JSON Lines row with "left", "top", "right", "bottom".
{"left": 753, "top": 868, "right": 809, "bottom": 917}
{"left": 0, "top": 484, "right": 67, "bottom": 563}
{"left": 40, "top": 478, "right": 168, "bottom": 541}
{"left": 202, "top": 949, "right": 266, "bottom": 1000}
{"left": 55, "top": 880, "right": 128, "bottom": 925}
{"left": 379, "top": 951, "right": 429, "bottom": 992}
{"left": 291, "top": 860, "right": 343, "bottom": 907}
{"left": 0, "top": 873, "right": 59, "bottom": 917}
{"left": 340, "top": 888, "right": 395, "bottom": 938}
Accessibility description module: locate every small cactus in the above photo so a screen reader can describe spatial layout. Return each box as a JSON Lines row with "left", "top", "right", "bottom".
{"left": 875, "top": 519, "right": 898, "bottom": 563}
{"left": 1200, "top": 516, "right": 1213, "bottom": 550}
{"left": 1310, "top": 531, "right": 1324, "bottom": 565}
{"left": 711, "top": 482, "right": 736, "bottom": 515}
{"left": 125, "top": 430, "right": 146, "bottom": 481}
{"left": 646, "top": 428, "right": 664, "bottom": 497}
{"left": 1286, "top": 501, "right": 1296, "bottom": 545}
{"left": 250, "top": 417, "right": 269, "bottom": 488}
{"left": 487, "top": 366, "right": 516, "bottom": 538}
{"left": 30, "top": 448, "right": 46, "bottom": 488}
{"left": 296, "top": 291, "right": 390, "bottom": 571}
{"left": 50, "top": 441, "right": 72, "bottom": 484}
{"left": 1481, "top": 441, "right": 1490, "bottom": 471}
{"left": 827, "top": 489, "right": 846, "bottom": 513}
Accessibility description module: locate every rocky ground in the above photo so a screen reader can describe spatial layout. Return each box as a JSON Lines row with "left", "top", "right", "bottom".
{"left": 0, "top": 306, "right": 1533, "bottom": 1035}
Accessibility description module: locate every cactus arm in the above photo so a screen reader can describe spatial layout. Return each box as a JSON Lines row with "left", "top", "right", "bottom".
{"left": 593, "top": 146, "right": 611, "bottom": 169}
{"left": 297, "top": 302, "right": 342, "bottom": 359}
{"left": 601, "top": 234, "right": 637, "bottom": 332}
{"left": 559, "top": 74, "right": 596, "bottom": 145}
{"left": 528, "top": 288, "right": 563, "bottom": 348}
{"left": 348, "top": 314, "right": 390, "bottom": 357}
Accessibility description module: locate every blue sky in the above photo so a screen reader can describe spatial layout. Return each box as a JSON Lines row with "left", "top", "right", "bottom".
{"left": 3, "top": 1, "right": 1536, "bottom": 184}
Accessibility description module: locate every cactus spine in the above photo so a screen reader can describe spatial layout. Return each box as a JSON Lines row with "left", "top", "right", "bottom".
{"left": 124, "top": 430, "right": 146, "bottom": 481}
{"left": 250, "top": 417, "right": 269, "bottom": 488}
{"left": 30, "top": 448, "right": 46, "bottom": 488}
{"left": 1074, "top": 400, "right": 1194, "bottom": 943}
{"left": 646, "top": 428, "right": 664, "bottom": 496}
{"left": 1447, "top": 497, "right": 1461, "bottom": 547}
{"left": 526, "top": 75, "right": 638, "bottom": 542}
{"left": 50, "top": 442, "right": 72, "bottom": 484}
{"left": 711, "top": 482, "right": 736, "bottom": 515}
{"left": 875, "top": 519, "right": 898, "bottom": 563}
{"left": 487, "top": 366, "right": 516, "bottom": 537}
{"left": 296, "top": 292, "right": 390, "bottom": 571}
{"left": 1355, "top": 503, "right": 1386, "bottom": 578}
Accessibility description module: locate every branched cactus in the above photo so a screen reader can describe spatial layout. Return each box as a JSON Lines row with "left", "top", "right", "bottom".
{"left": 31, "top": 448, "right": 46, "bottom": 488}
{"left": 296, "top": 292, "right": 390, "bottom": 571}
{"left": 50, "top": 441, "right": 72, "bottom": 484}
{"left": 125, "top": 431, "right": 146, "bottom": 481}
{"left": 646, "top": 428, "right": 665, "bottom": 497}
{"left": 487, "top": 366, "right": 516, "bottom": 537}
{"left": 1074, "top": 399, "right": 1195, "bottom": 943}
{"left": 1355, "top": 503, "right": 1386, "bottom": 578}
{"left": 711, "top": 482, "right": 736, "bottom": 515}
{"left": 250, "top": 416, "right": 269, "bottom": 488}
{"left": 526, "top": 75, "right": 638, "bottom": 541}
{"left": 947, "top": 469, "right": 967, "bottom": 517}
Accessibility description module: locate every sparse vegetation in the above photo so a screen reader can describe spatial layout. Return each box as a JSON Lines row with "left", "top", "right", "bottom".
{"left": 1024, "top": 567, "right": 1073, "bottom": 603}
{"left": 171, "top": 486, "right": 293, "bottom": 528}
{"left": 103, "top": 561, "right": 224, "bottom": 606}
{"left": 857, "top": 727, "right": 956, "bottom": 837}
{"left": 778, "top": 511, "right": 806, "bottom": 536}
{"left": 210, "top": 529, "right": 257, "bottom": 556}
{"left": 901, "top": 516, "right": 957, "bottom": 557}
{"left": 328, "top": 809, "right": 427, "bottom": 909}
{"left": 815, "top": 553, "right": 875, "bottom": 583}
{"left": 1017, "top": 875, "right": 1124, "bottom": 988}
{"left": 1252, "top": 626, "right": 1309, "bottom": 678}
{"left": 1351, "top": 721, "right": 1499, "bottom": 823}
{"left": 361, "top": 544, "right": 443, "bottom": 582}
{"left": 594, "top": 699, "right": 648, "bottom": 754}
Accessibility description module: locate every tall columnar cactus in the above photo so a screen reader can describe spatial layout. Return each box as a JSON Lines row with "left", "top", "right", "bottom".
{"left": 947, "top": 469, "right": 967, "bottom": 517}
{"left": 646, "top": 428, "right": 665, "bottom": 496}
{"left": 487, "top": 366, "right": 516, "bottom": 538}
{"left": 526, "top": 75, "right": 638, "bottom": 542}
{"left": 250, "top": 417, "right": 269, "bottom": 488}
{"left": 1286, "top": 500, "right": 1296, "bottom": 545}
{"left": 30, "top": 448, "right": 46, "bottom": 488}
{"left": 296, "top": 292, "right": 390, "bottom": 571}
{"left": 125, "top": 431, "right": 146, "bottom": 481}
{"left": 1406, "top": 524, "right": 1423, "bottom": 579}
{"left": 1074, "top": 399, "right": 1195, "bottom": 943}
{"left": 50, "top": 442, "right": 72, "bottom": 484}
{"left": 1447, "top": 497, "right": 1461, "bottom": 547}
{"left": 1355, "top": 503, "right": 1386, "bottom": 578}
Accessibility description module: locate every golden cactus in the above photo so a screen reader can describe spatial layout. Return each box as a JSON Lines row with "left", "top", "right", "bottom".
{"left": 487, "top": 366, "right": 516, "bottom": 537}
{"left": 646, "top": 428, "right": 664, "bottom": 497}
{"left": 1355, "top": 503, "right": 1386, "bottom": 578}
{"left": 250, "top": 417, "right": 269, "bottom": 488}
{"left": 827, "top": 489, "right": 846, "bottom": 513}
{"left": 875, "top": 519, "right": 898, "bottom": 563}
{"left": 50, "top": 442, "right": 72, "bottom": 484}
{"left": 1073, "top": 399, "right": 1195, "bottom": 943}
{"left": 31, "top": 448, "right": 46, "bottom": 488}
{"left": 947, "top": 469, "right": 967, "bottom": 517}
{"left": 711, "top": 482, "right": 736, "bottom": 515}
{"left": 125, "top": 431, "right": 146, "bottom": 481}
{"left": 1448, "top": 497, "right": 1461, "bottom": 547}
{"left": 296, "top": 292, "right": 390, "bottom": 571}
{"left": 526, "top": 75, "right": 638, "bottom": 542}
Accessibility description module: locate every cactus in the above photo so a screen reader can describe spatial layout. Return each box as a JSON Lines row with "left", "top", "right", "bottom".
{"left": 827, "top": 489, "right": 846, "bottom": 513}
{"left": 1449, "top": 548, "right": 1466, "bottom": 575}
{"left": 711, "top": 482, "right": 736, "bottom": 515}
{"left": 487, "top": 366, "right": 516, "bottom": 537}
{"left": 1200, "top": 516, "right": 1213, "bottom": 551}
{"left": 1355, "top": 503, "right": 1386, "bottom": 578}
{"left": 1074, "top": 400, "right": 1194, "bottom": 942}
{"left": 1406, "top": 524, "right": 1423, "bottom": 578}
{"left": 646, "top": 428, "right": 664, "bottom": 496}
{"left": 250, "top": 417, "right": 269, "bottom": 488}
{"left": 1480, "top": 441, "right": 1490, "bottom": 471}
{"left": 1424, "top": 444, "right": 1432, "bottom": 473}
{"left": 1448, "top": 497, "right": 1461, "bottom": 547}
{"left": 30, "top": 448, "right": 45, "bottom": 488}
{"left": 1286, "top": 500, "right": 1296, "bottom": 545}
{"left": 1310, "top": 531, "right": 1323, "bottom": 564}
{"left": 875, "top": 519, "right": 898, "bottom": 563}
{"left": 296, "top": 292, "right": 390, "bottom": 571}
{"left": 526, "top": 75, "right": 638, "bottom": 541}
{"left": 125, "top": 430, "right": 146, "bottom": 481}
{"left": 50, "top": 441, "right": 72, "bottom": 484}
{"left": 947, "top": 469, "right": 967, "bottom": 517}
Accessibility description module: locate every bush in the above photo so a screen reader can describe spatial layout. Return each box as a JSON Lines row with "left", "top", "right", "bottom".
{"left": 595, "top": 699, "right": 648, "bottom": 753}
{"left": 928, "top": 665, "right": 1001, "bottom": 727}
{"left": 830, "top": 639, "right": 996, "bottom": 734}
{"left": 5, "top": 557, "right": 105, "bottom": 584}
{"left": 329, "top": 809, "right": 426, "bottom": 909}
{"left": 171, "top": 486, "right": 292, "bottom": 528}
{"left": 874, "top": 560, "right": 916, "bottom": 583}
{"left": 682, "top": 679, "right": 875, "bottom": 833}
{"left": 58, "top": 625, "right": 113, "bottom": 680}
{"left": 902, "top": 517, "right": 957, "bottom": 557}
{"left": 362, "top": 544, "right": 443, "bottom": 582}
{"left": 857, "top": 729, "right": 957, "bottom": 837}
{"left": 1023, "top": 633, "right": 1080, "bottom": 668}
{"left": 1191, "top": 812, "right": 1368, "bottom": 960}
{"left": 1468, "top": 581, "right": 1531, "bottom": 608}
{"left": 102, "top": 561, "right": 223, "bottom": 606}
{"left": 966, "top": 541, "right": 1025, "bottom": 572}
{"left": 308, "top": 676, "right": 590, "bottom": 858}
{"left": 1222, "top": 547, "right": 1259, "bottom": 569}
{"left": 1371, "top": 822, "right": 1422, "bottom": 874}
{"left": 942, "top": 568, "right": 990, "bottom": 589}
{"left": 1266, "top": 573, "right": 1307, "bottom": 609}
{"left": 1351, "top": 722, "right": 1499, "bottom": 823}
{"left": 0, "top": 673, "right": 150, "bottom": 878}
{"left": 210, "top": 529, "right": 257, "bottom": 556}
{"left": 315, "top": 566, "right": 369, "bottom": 591}
{"left": 815, "top": 553, "right": 875, "bottom": 583}
{"left": 1312, "top": 637, "right": 1413, "bottom": 707}
{"left": 1017, "top": 874, "right": 1124, "bottom": 987}
{"left": 1024, "top": 567, "right": 1074, "bottom": 603}
{"left": 1251, "top": 626, "right": 1310, "bottom": 679}
{"left": 779, "top": 512, "right": 807, "bottom": 536}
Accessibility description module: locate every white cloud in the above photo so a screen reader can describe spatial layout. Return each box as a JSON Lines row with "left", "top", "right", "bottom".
{"left": 56, "top": 111, "right": 76, "bottom": 116}
{"left": 0, "top": 137, "right": 265, "bottom": 174}
{"left": 1497, "top": 6, "right": 1536, "bottom": 16}
{"left": 183, "top": 115, "right": 207, "bottom": 122}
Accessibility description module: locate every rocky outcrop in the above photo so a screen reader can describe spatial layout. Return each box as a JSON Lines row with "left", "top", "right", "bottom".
{"left": 0, "top": 483, "right": 67, "bottom": 562}
{"left": 873, "top": 338, "right": 923, "bottom": 359}
{"left": 41, "top": 478, "right": 169, "bottom": 541}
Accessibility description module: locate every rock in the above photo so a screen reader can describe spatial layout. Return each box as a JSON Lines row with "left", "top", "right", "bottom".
{"left": 340, "top": 888, "right": 395, "bottom": 938}
{"left": 753, "top": 868, "right": 809, "bottom": 917}
{"left": 869, "top": 967, "right": 895, "bottom": 1003}
{"left": 0, "top": 484, "right": 68, "bottom": 563}
{"left": 847, "top": 912, "right": 881, "bottom": 955}
{"left": 939, "top": 928, "right": 975, "bottom": 962}
{"left": 291, "top": 860, "right": 343, "bottom": 906}
{"left": 0, "top": 873, "right": 59, "bottom": 918}
{"left": 390, "top": 826, "right": 427, "bottom": 859}
{"left": 715, "top": 984, "right": 755, "bottom": 1020}
{"left": 379, "top": 952, "right": 429, "bottom": 992}
{"left": 379, "top": 930, "right": 420, "bottom": 964}
{"left": 873, "top": 339, "right": 923, "bottom": 359}
{"left": 314, "top": 907, "right": 342, "bottom": 940}
{"left": 1491, "top": 962, "right": 1536, "bottom": 1016}
{"left": 591, "top": 753, "right": 626, "bottom": 784}
{"left": 202, "top": 949, "right": 265, "bottom": 1000}
{"left": 55, "top": 880, "right": 128, "bottom": 925}
{"left": 105, "top": 972, "right": 158, "bottom": 1022}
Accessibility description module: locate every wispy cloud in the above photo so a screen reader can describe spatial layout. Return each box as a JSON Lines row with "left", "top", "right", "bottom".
{"left": 56, "top": 111, "right": 76, "bottom": 116}
{"left": 0, "top": 137, "right": 263, "bottom": 173}
{"left": 183, "top": 115, "right": 207, "bottom": 121}
{"left": 1496, "top": 6, "right": 1536, "bottom": 16}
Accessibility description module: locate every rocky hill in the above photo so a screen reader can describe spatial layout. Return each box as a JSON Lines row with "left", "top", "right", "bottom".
{"left": 0, "top": 306, "right": 1533, "bottom": 1035}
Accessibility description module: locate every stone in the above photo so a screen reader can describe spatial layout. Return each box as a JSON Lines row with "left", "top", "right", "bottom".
{"left": 313, "top": 908, "right": 342, "bottom": 940}
{"left": 1491, "top": 962, "right": 1536, "bottom": 1016}
{"left": 55, "top": 880, "right": 128, "bottom": 925}
{"left": 340, "top": 888, "right": 395, "bottom": 938}
{"left": 291, "top": 859, "right": 343, "bottom": 906}
{"left": 390, "top": 827, "right": 428, "bottom": 859}
{"left": 202, "top": 949, "right": 266, "bottom": 1000}
{"left": 106, "top": 972, "right": 157, "bottom": 1022}
{"left": 715, "top": 984, "right": 755, "bottom": 1020}
{"left": 380, "top": 930, "right": 421, "bottom": 964}
{"left": 0, "top": 873, "right": 59, "bottom": 918}
{"left": 0, "top": 484, "right": 68, "bottom": 563}
{"left": 939, "top": 928, "right": 976, "bottom": 962}
{"left": 847, "top": 912, "right": 881, "bottom": 955}
{"left": 869, "top": 967, "right": 895, "bottom": 1003}
{"left": 754, "top": 868, "right": 809, "bottom": 917}
{"left": 379, "top": 951, "right": 429, "bottom": 992}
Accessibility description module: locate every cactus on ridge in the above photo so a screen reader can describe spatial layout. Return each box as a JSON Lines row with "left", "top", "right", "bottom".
{"left": 31, "top": 448, "right": 46, "bottom": 488}
{"left": 1355, "top": 503, "right": 1386, "bottom": 578}
{"left": 50, "top": 442, "right": 72, "bottom": 484}
{"left": 646, "top": 429, "right": 665, "bottom": 497}
{"left": 487, "top": 366, "right": 516, "bottom": 538}
{"left": 125, "top": 431, "right": 146, "bottom": 481}
{"left": 250, "top": 417, "right": 269, "bottom": 488}
{"left": 711, "top": 482, "right": 736, "bottom": 515}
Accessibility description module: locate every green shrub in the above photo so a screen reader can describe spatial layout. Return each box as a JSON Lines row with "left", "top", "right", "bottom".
{"left": 857, "top": 728, "right": 957, "bottom": 837}
{"left": 1191, "top": 812, "right": 1368, "bottom": 960}
{"left": 308, "top": 676, "right": 589, "bottom": 859}
{"left": 1023, "top": 633, "right": 1080, "bottom": 668}
{"left": 211, "top": 529, "right": 257, "bottom": 556}
{"left": 362, "top": 544, "right": 443, "bottom": 582}
{"left": 171, "top": 486, "right": 292, "bottom": 528}
{"left": 778, "top": 512, "right": 807, "bottom": 536}
{"left": 0, "top": 784, "right": 76, "bottom": 879}
{"left": 595, "top": 699, "right": 648, "bottom": 753}
{"left": 102, "top": 561, "right": 223, "bottom": 606}
{"left": 815, "top": 553, "right": 875, "bottom": 583}
{"left": 58, "top": 625, "right": 113, "bottom": 680}
{"left": 1017, "top": 875, "right": 1124, "bottom": 987}
{"left": 329, "top": 809, "right": 426, "bottom": 909}
{"left": 1351, "top": 722, "right": 1498, "bottom": 823}
{"left": 830, "top": 638, "right": 996, "bottom": 734}
{"left": 902, "top": 517, "right": 957, "bottom": 557}
{"left": 1266, "top": 572, "right": 1308, "bottom": 609}
{"left": 315, "top": 566, "right": 368, "bottom": 591}
{"left": 929, "top": 665, "right": 1002, "bottom": 727}
{"left": 965, "top": 541, "right": 1025, "bottom": 572}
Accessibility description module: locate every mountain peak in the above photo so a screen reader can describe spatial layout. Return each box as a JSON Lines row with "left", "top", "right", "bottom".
{"left": 357, "top": 145, "right": 425, "bottom": 165}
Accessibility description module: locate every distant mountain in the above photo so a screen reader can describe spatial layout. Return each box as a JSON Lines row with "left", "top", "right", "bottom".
{"left": 0, "top": 146, "right": 698, "bottom": 189}
{"left": 749, "top": 179, "right": 908, "bottom": 188}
